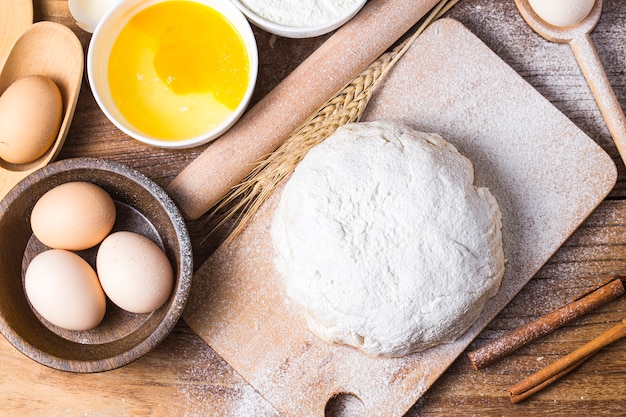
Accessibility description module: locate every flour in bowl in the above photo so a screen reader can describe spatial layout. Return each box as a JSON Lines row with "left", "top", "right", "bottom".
{"left": 271, "top": 121, "right": 505, "bottom": 357}
{"left": 240, "top": 0, "right": 362, "bottom": 27}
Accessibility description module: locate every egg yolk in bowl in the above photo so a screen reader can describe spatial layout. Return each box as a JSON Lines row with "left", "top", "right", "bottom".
{"left": 107, "top": 0, "right": 250, "bottom": 141}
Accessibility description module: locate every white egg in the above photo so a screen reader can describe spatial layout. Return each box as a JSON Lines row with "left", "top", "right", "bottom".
{"left": 68, "top": 0, "right": 122, "bottom": 33}
{"left": 96, "top": 231, "right": 174, "bottom": 314}
{"left": 528, "top": 0, "right": 595, "bottom": 27}
{"left": 25, "top": 250, "right": 106, "bottom": 331}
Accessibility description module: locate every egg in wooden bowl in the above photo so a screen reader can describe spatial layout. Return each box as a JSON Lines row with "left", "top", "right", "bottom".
{"left": 0, "top": 158, "right": 192, "bottom": 372}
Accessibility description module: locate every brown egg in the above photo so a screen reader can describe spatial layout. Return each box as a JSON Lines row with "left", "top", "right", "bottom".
{"left": 31, "top": 181, "right": 116, "bottom": 250}
{"left": 0, "top": 75, "right": 63, "bottom": 164}
{"left": 24, "top": 249, "right": 106, "bottom": 331}
{"left": 96, "top": 231, "right": 174, "bottom": 314}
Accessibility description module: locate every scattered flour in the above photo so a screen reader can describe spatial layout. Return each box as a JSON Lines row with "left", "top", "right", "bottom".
{"left": 175, "top": 340, "right": 279, "bottom": 417}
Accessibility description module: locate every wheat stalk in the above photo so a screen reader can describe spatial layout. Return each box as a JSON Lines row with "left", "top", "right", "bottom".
{"left": 203, "top": 0, "right": 459, "bottom": 244}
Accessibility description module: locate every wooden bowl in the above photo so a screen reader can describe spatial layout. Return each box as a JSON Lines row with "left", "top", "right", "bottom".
{"left": 0, "top": 158, "right": 193, "bottom": 372}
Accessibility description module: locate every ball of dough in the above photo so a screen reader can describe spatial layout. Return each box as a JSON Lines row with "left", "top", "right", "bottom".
{"left": 271, "top": 121, "right": 505, "bottom": 357}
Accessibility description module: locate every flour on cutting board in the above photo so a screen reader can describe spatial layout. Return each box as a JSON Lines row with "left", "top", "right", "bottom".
{"left": 182, "top": 18, "right": 616, "bottom": 417}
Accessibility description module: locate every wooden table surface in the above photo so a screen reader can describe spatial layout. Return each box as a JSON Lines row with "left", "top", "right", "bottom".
{"left": 2, "top": 0, "right": 626, "bottom": 415}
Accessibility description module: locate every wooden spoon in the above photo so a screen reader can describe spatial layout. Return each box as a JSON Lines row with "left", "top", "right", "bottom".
{"left": 514, "top": 0, "right": 626, "bottom": 167}
{"left": 0, "top": 21, "right": 83, "bottom": 200}
{"left": 0, "top": 0, "right": 33, "bottom": 68}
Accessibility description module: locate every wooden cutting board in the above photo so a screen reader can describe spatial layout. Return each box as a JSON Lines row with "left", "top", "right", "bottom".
{"left": 183, "top": 19, "right": 617, "bottom": 417}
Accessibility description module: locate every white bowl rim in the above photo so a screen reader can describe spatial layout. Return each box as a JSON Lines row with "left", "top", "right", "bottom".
{"left": 68, "top": 0, "right": 125, "bottom": 33}
{"left": 229, "top": 0, "right": 367, "bottom": 38}
{"left": 87, "top": 0, "right": 259, "bottom": 149}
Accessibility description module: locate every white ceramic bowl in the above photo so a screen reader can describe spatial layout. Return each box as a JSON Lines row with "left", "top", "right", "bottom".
{"left": 230, "top": 0, "right": 367, "bottom": 38}
{"left": 87, "top": 0, "right": 258, "bottom": 149}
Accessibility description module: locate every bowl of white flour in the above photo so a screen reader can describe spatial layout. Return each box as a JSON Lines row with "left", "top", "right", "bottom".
{"left": 230, "top": 0, "right": 367, "bottom": 38}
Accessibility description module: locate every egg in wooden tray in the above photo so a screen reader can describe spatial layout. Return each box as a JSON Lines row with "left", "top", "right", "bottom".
{"left": 0, "top": 15, "right": 83, "bottom": 199}
{"left": 0, "top": 75, "right": 63, "bottom": 165}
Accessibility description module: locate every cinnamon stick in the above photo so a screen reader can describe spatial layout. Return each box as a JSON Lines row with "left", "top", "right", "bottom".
{"left": 509, "top": 317, "right": 626, "bottom": 403}
{"left": 467, "top": 277, "right": 625, "bottom": 370}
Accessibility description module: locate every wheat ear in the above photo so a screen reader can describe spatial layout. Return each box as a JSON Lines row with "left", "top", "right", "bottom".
{"left": 203, "top": 0, "right": 459, "bottom": 244}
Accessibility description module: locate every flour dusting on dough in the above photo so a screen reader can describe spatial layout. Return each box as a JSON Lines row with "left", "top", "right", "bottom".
{"left": 271, "top": 121, "right": 505, "bottom": 357}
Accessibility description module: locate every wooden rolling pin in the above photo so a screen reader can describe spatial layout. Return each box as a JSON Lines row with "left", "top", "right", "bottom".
{"left": 166, "top": 0, "right": 441, "bottom": 220}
